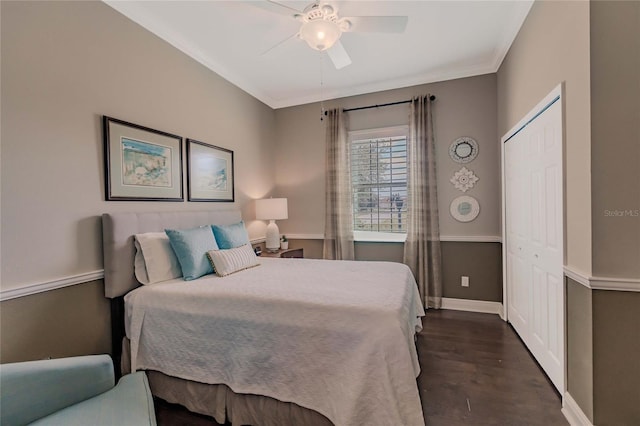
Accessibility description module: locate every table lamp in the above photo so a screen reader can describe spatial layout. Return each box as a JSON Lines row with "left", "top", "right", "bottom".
{"left": 256, "top": 198, "right": 288, "bottom": 252}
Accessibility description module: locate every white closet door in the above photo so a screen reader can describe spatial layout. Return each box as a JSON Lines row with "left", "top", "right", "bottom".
{"left": 505, "top": 135, "right": 531, "bottom": 332}
{"left": 504, "top": 98, "right": 564, "bottom": 394}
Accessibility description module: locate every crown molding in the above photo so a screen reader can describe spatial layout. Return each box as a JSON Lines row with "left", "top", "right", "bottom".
{"left": 103, "top": 1, "right": 531, "bottom": 110}
{"left": 490, "top": 1, "right": 535, "bottom": 71}
{"left": 273, "top": 67, "right": 497, "bottom": 109}
{"left": 104, "top": 1, "right": 279, "bottom": 108}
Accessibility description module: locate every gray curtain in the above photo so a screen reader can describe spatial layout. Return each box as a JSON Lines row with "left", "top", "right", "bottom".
{"left": 323, "top": 109, "right": 355, "bottom": 260}
{"left": 403, "top": 95, "right": 442, "bottom": 308}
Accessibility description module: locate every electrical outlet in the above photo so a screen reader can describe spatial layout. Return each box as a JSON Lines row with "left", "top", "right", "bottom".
{"left": 461, "top": 276, "right": 469, "bottom": 287}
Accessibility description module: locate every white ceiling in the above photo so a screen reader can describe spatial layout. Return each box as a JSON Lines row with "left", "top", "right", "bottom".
{"left": 104, "top": 1, "right": 533, "bottom": 109}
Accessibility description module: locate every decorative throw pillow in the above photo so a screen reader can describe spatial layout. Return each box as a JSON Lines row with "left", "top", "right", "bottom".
{"left": 207, "top": 244, "right": 259, "bottom": 277}
{"left": 134, "top": 232, "right": 182, "bottom": 285}
{"left": 165, "top": 226, "right": 219, "bottom": 281}
{"left": 211, "top": 221, "right": 250, "bottom": 249}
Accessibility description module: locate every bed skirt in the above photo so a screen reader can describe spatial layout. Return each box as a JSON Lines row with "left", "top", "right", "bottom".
{"left": 122, "top": 338, "right": 333, "bottom": 426}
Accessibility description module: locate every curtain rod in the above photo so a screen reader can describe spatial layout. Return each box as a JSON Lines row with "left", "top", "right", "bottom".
{"left": 342, "top": 94, "right": 436, "bottom": 113}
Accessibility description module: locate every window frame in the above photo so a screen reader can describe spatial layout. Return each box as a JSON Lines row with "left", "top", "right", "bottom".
{"left": 348, "top": 125, "right": 410, "bottom": 243}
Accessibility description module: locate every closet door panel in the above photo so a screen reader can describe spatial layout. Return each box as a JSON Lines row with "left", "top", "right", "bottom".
{"left": 531, "top": 264, "right": 548, "bottom": 348}
{"left": 508, "top": 252, "right": 529, "bottom": 326}
{"left": 505, "top": 139, "right": 530, "bottom": 329}
{"left": 504, "top": 97, "right": 564, "bottom": 394}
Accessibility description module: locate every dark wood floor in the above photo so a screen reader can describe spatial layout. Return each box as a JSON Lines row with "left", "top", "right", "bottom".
{"left": 155, "top": 309, "right": 567, "bottom": 425}
{"left": 418, "top": 310, "right": 566, "bottom": 426}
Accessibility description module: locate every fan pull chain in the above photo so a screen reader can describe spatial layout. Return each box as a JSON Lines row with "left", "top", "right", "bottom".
{"left": 320, "top": 51, "right": 325, "bottom": 121}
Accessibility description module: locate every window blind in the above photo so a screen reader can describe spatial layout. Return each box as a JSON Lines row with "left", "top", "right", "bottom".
{"left": 351, "top": 135, "right": 408, "bottom": 233}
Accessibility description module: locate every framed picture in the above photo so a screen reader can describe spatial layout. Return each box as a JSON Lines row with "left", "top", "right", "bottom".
{"left": 186, "top": 139, "right": 234, "bottom": 202}
{"left": 103, "top": 116, "right": 184, "bottom": 201}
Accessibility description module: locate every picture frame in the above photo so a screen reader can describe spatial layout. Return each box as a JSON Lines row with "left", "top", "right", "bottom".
{"left": 103, "top": 116, "right": 184, "bottom": 201}
{"left": 186, "top": 139, "right": 235, "bottom": 202}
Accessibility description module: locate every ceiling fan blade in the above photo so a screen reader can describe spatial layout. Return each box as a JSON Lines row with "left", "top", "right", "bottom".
{"left": 344, "top": 16, "right": 408, "bottom": 33}
{"left": 327, "top": 40, "right": 352, "bottom": 70}
{"left": 261, "top": 32, "right": 299, "bottom": 56}
{"left": 248, "top": 0, "right": 304, "bottom": 17}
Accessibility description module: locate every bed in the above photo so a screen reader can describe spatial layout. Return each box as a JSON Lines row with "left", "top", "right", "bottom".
{"left": 103, "top": 210, "right": 425, "bottom": 426}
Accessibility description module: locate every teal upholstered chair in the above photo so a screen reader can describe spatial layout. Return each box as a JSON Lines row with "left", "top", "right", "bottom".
{"left": 0, "top": 355, "right": 156, "bottom": 426}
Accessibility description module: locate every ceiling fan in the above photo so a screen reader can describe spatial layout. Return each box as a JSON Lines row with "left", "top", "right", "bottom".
{"left": 253, "top": 1, "right": 409, "bottom": 69}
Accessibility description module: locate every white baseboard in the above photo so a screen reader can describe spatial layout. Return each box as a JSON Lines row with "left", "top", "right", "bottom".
{"left": 441, "top": 297, "right": 503, "bottom": 315}
{"left": 562, "top": 392, "right": 593, "bottom": 426}
{"left": 440, "top": 235, "right": 502, "bottom": 243}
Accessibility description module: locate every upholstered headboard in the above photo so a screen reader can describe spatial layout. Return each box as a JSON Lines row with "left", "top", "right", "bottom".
{"left": 102, "top": 210, "right": 242, "bottom": 298}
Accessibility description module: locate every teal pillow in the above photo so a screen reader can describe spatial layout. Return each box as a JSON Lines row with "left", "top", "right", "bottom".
{"left": 165, "top": 226, "right": 218, "bottom": 280}
{"left": 211, "top": 221, "right": 250, "bottom": 249}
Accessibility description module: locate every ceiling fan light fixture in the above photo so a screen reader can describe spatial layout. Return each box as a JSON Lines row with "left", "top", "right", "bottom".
{"left": 255, "top": 0, "right": 408, "bottom": 70}
{"left": 299, "top": 18, "right": 341, "bottom": 51}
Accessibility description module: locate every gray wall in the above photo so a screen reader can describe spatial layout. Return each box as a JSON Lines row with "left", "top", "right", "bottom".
{"left": 592, "top": 290, "right": 640, "bottom": 425}
{"left": 498, "top": 1, "right": 640, "bottom": 423}
{"left": 589, "top": 0, "right": 640, "bottom": 278}
{"left": 274, "top": 74, "right": 502, "bottom": 302}
{"left": 566, "top": 281, "right": 640, "bottom": 425}
{"left": 566, "top": 278, "right": 594, "bottom": 420}
{"left": 284, "top": 240, "right": 502, "bottom": 302}
{"left": 441, "top": 242, "right": 501, "bottom": 301}
{"left": 1, "top": 0, "right": 276, "bottom": 292}
{"left": 275, "top": 74, "right": 500, "bottom": 238}
{"left": 497, "top": 0, "right": 593, "bottom": 417}
{"left": 589, "top": 3, "right": 640, "bottom": 425}
{"left": 497, "top": 0, "right": 592, "bottom": 275}
{"left": 0, "top": 281, "right": 111, "bottom": 363}
{"left": 1, "top": 1, "right": 276, "bottom": 361}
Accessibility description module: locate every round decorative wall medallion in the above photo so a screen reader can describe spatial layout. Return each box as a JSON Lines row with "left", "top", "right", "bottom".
{"left": 450, "top": 167, "right": 479, "bottom": 193}
{"left": 450, "top": 195, "right": 480, "bottom": 222}
{"left": 449, "top": 137, "right": 478, "bottom": 163}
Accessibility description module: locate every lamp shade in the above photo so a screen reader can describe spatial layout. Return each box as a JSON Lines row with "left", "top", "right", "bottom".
{"left": 256, "top": 198, "right": 288, "bottom": 221}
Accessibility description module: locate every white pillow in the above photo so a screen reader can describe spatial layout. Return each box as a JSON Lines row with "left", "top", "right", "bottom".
{"left": 134, "top": 239, "right": 151, "bottom": 284}
{"left": 134, "top": 232, "right": 182, "bottom": 284}
{"left": 206, "top": 244, "right": 259, "bottom": 277}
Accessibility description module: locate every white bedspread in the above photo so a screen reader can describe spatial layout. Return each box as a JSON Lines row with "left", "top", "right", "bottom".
{"left": 125, "top": 258, "right": 425, "bottom": 426}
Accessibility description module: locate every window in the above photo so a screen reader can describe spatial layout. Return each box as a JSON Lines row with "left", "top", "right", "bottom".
{"left": 350, "top": 126, "right": 409, "bottom": 241}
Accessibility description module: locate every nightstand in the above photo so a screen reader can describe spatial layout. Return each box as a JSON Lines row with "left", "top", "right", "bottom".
{"left": 260, "top": 248, "right": 304, "bottom": 259}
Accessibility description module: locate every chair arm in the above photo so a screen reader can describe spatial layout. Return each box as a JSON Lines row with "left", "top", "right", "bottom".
{"left": 0, "top": 355, "right": 115, "bottom": 426}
